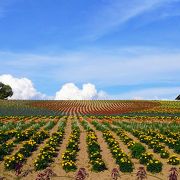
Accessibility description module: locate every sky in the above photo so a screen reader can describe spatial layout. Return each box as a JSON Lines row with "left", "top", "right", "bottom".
{"left": 0, "top": 0, "right": 180, "bottom": 100}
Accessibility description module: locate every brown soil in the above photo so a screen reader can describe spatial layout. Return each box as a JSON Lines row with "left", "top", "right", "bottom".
{"left": 0, "top": 121, "right": 56, "bottom": 180}
{"left": 49, "top": 117, "right": 75, "bottom": 179}
{"left": 21, "top": 121, "right": 60, "bottom": 179}
{"left": 123, "top": 130, "right": 179, "bottom": 180}
{"left": 0, "top": 117, "right": 179, "bottom": 180}
{"left": 86, "top": 122, "right": 119, "bottom": 180}
{"left": 76, "top": 120, "right": 91, "bottom": 172}
{"left": 29, "top": 100, "right": 160, "bottom": 116}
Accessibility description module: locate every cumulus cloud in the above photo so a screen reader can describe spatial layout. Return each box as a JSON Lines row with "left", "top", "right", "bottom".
{"left": 55, "top": 83, "right": 108, "bottom": 100}
{"left": 0, "top": 74, "right": 47, "bottom": 100}
{"left": 0, "top": 74, "right": 108, "bottom": 100}
{"left": 1, "top": 74, "right": 178, "bottom": 100}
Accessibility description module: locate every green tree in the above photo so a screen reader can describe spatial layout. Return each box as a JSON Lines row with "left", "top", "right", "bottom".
{"left": 0, "top": 82, "right": 13, "bottom": 99}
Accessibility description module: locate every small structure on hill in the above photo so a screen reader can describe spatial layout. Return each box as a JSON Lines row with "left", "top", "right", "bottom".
{"left": 175, "top": 95, "right": 180, "bottom": 100}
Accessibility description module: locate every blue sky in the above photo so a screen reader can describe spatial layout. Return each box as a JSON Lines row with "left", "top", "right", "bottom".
{"left": 0, "top": 0, "right": 180, "bottom": 100}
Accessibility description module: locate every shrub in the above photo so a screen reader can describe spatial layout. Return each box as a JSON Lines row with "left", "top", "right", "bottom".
{"left": 168, "top": 156, "right": 180, "bottom": 165}
{"left": 139, "top": 153, "right": 153, "bottom": 165}
{"left": 130, "top": 143, "right": 146, "bottom": 158}
{"left": 118, "top": 157, "right": 133, "bottom": 172}
{"left": 160, "top": 149, "right": 169, "bottom": 159}
{"left": 146, "top": 159, "right": 162, "bottom": 173}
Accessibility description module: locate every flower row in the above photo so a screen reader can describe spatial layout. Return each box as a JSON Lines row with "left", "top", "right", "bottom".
{"left": 0, "top": 142, "right": 14, "bottom": 161}
{"left": 80, "top": 119, "right": 107, "bottom": 172}
{"left": 62, "top": 121, "right": 80, "bottom": 172}
{"left": 147, "top": 129, "right": 180, "bottom": 154}
{"left": 115, "top": 128, "right": 146, "bottom": 159}
{"left": 4, "top": 130, "right": 49, "bottom": 170}
{"left": 0, "top": 121, "right": 47, "bottom": 161}
{"left": 15, "top": 121, "right": 46, "bottom": 142}
{"left": 102, "top": 130, "right": 134, "bottom": 172}
{"left": 132, "top": 129, "right": 179, "bottom": 165}
{"left": 34, "top": 120, "right": 66, "bottom": 170}
{"left": 0, "top": 120, "right": 36, "bottom": 143}
{"left": 106, "top": 122, "right": 164, "bottom": 173}
{"left": 103, "top": 121, "right": 165, "bottom": 174}
{"left": 91, "top": 120, "right": 134, "bottom": 172}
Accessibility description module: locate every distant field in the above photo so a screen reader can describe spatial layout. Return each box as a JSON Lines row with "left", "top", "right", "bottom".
{"left": 0, "top": 100, "right": 179, "bottom": 179}
{"left": 0, "top": 100, "right": 180, "bottom": 117}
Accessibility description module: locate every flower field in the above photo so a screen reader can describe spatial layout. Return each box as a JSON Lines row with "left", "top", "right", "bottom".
{"left": 0, "top": 100, "right": 180, "bottom": 179}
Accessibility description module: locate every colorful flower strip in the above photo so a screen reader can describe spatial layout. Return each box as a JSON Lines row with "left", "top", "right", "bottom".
{"left": 92, "top": 120, "right": 134, "bottom": 173}
{"left": 113, "top": 122, "right": 179, "bottom": 166}
{"left": 105, "top": 122, "right": 163, "bottom": 173}
{"left": 0, "top": 120, "right": 36, "bottom": 144}
{"left": 61, "top": 121, "right": 80, "bottom": 172}
{"left": 34, "top": 120, "right": 66, "bottom": 170}
{"left": 4, "top": 130, "right": 49, "bottom": 170}
{"left": 132, "top": 129, "right": 179, "bottom": 165}
{"left": 80, "top": 120, "right": 107, "bottom": 172}
{"left": 0, "top": 121, "right": 45, "bottom": 161}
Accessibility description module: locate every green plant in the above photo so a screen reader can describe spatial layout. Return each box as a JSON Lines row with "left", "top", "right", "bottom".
{"left": 146, "top": 159, "right": 162, "bottom": 173}
{"left": 160, "top": 149, "right": 169, "bottom": 159}
{"left": 118, "top": 157, "right": 133, "bottom": 172}
{"left": 168, "top": 156, "right": 180, "bottom": 165}
{"left": 174, "top": 143, "right": 180, "bottom": 154}
{"left": 139, "top": 153, "right": 153, "bottom": 165}
{"left": 130, "top": 143, "right": 146, "bottom": 158}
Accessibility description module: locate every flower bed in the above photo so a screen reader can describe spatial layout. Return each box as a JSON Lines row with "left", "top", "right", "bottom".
{"left": 81, "top": 120, "right": 106, "bottom": 172}
{"left": 4, "top": 130, "right": 49, "bottom": 170}
{"left": 112, "top": 122, "right": 163, "bottom": 173}
{"left": 34, "top": 121, "right": 66, "bottom": 170}
{"left": 102, "top": 130, "right": 133, "bottom": 172}
{"left": 62, "top": 121, "right": 80, "bottom": 172}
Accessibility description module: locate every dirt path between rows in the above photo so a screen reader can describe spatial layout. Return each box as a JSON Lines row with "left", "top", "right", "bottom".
{"left": 50, "top": 117, "right": 75, "bottom": 179}
{"left": 112, "top": 125, "right": 177, "bottom": 180}
{"left": 126, "top": 131, "right": 176, "bottom": 179}
{"left": 88, "top": 122, "right": 168, "bottom": 180}
{"left": 103, "top": 126, "right": 140, "bottom": 180}
{"left": 86, "top": 122, "right": 119, "bottom": 180}
{"left": 0, "top": 122, "right": 50, "bottom": 180}
{"left": 21, "top": 120, "right": 60, "bottom": 180}
{"left": 0, "top": 118, "right": 178, "bottom": 180}
{"left": 76, "top": 120, "right": 90, "bottom": 172}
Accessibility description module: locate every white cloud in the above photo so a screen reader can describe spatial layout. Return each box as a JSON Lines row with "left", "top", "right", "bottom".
{"left": 55, "top": 83, "right": 107, "bottom": 100}
{"left": 0, "top": 74, "right": 107, "bottom": 100}
{"left": 0, "top": 74, "right": 179, "bottom": 100}
{"left": 0, "top": 74, "right": 47, "bottom": 100}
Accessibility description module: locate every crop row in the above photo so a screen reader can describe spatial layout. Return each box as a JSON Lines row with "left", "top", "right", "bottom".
{"left": 61, "top": 120, "right": 80, "bottom": 172}
{"left": 92, "top": 120, "right": 134, "bottom": 173}
{"left": 113, "top": 121, "right": 180, "bottom": 166}
{"left": 102, "top": 122, "right": 163, "bottom": 173}
{"left": 80, "top": 120, "right": 106, "bottom": 172}
{"left": 35, "top": 120, "right": 66, "bottom": 170}
{"left": 0, "top": 121, "right": 46, "bottom": 161}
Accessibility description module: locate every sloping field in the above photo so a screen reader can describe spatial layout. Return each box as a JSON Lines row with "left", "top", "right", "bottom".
{"left": 30, "top": 100, "right": 160, "bottom": 116}
{"left": 0, "top": 100, "right": 179, "bottom": 179}
{"left": 1, "top": 100, "right": 180, "bottom": 117}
